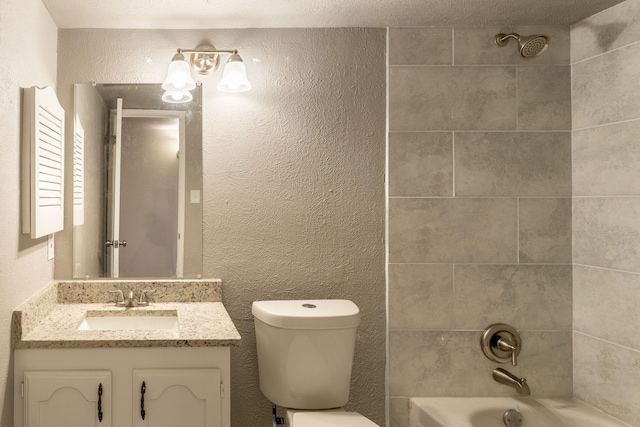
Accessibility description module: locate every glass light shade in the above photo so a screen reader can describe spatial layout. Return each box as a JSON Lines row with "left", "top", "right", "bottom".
{"left": 217, "top": 54, "right": 252, "bottom": 93}
{"left": 161, "top": 90, "right": 193, "bottom": 104}
{"left": 162, "top": 52, "right": 197, "bottom": 92}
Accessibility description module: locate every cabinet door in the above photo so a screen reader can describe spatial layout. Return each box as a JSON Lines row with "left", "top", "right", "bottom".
{"left": 133, "top": 369, "right": 221, "bottom": 427}
{"left": 24, "top": 370, "right": 111, "bottom": 427}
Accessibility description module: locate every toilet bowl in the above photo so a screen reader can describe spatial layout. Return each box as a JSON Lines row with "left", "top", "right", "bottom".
{"left": 252, "top": 299, "right": 380, "bottom": 427}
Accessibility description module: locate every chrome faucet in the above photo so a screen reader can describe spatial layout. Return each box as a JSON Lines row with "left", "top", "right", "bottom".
{"left": 108, "top": 289, "right": 156, "bottom": 307}
{"left": 125, "top": 290, "right": 139, "bottom": 307}
{"left": 492, "top": 368, "right": 530, "bottom": 396}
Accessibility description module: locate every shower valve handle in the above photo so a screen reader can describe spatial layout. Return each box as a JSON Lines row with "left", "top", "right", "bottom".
{"left": 497, "top": 337, "right": 518, "bottom": 366}
{"left": 481, "top": 323, "right": 522, "bottom": 366}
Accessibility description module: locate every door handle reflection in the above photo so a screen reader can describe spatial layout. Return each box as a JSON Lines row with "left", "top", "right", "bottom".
{"left": 105, "top": 240, "right": 127, "bottom": 248}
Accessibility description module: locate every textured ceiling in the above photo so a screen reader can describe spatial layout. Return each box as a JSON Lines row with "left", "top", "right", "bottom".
{"left": 43, "top": 0, "right": 625, "bottom": 29}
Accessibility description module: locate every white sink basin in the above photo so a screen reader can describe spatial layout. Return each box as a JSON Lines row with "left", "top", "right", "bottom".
{"left": 78, "top": 311, "right": 179, "bottom": 331}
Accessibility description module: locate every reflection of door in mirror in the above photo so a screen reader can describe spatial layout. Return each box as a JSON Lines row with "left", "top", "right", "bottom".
{"left": 106, "top": 104, "right": 185, "bottom": 278}
{"left": 73, "top": 83, "right": 203, "bottom": 279}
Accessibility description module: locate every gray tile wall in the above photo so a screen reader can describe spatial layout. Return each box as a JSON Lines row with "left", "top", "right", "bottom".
{"left": 571, "top": 0, "right": 640, "bottom": 424}
{"left": 388, "top": 26, "right": 572, "bottom": 427}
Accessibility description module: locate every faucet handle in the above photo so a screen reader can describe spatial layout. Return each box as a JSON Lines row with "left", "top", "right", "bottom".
{"left": 481, "top": 323, "right": 522, "bottom": 366}
{"left": 497, "top": 337, "right": 518, "bottom": 366}
{"left": 108, "top": 289, "right": 125, "bottom": 306}
{"left": 139, "top": 289, "right": 157, "bottom": 306}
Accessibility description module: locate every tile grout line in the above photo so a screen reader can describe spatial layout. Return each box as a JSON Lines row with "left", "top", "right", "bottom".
{"left": 451, "top": 28, "right": 456, "bottom": 200}
{"left": 388, "top": 130, "right": 572, "bottom": 133}
{"left": 388, "top": 262, "right": 573, "bottom": 266}
{"left": 574, "top": 330, "right": 640, "bottom": 354}
{"left": 451, "top": 27, "right": 455, "bottom": 66}
{"left": 388, "top": 64, "right": 568, "bottom": 68}
{"left": 574, "top": 263, "right": 640, "bottom": 276}
{"left": 515, "top": 64, "right": 519, "bottom": 132}
{"left": 572, "top": 38, "right": 640, "bottom": 66}
{"left": 389, "top": 196, "right": 572, "bottom": 199}
{"left": 517, "top": 197, "right": 520, "bottom": 263}
{"left": 452, "top": 263, "right": 456, "bottom": 329}
{"left": 384, "top": 27, "right": 391, "bottom": 427}
{"left": 573, "top": 116, "right": 640, "bottom": 132}
{"left": 452, "top": 132, "right": 456, "bottom": 198}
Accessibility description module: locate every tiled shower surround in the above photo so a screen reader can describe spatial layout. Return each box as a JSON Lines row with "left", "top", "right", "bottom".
{"left": 388, "top": 1, "right": 640, "bottom": 425}
{"left": 387, "top": 26, "right": 574, "bottom": 426}
{"left": 572, "top": 0, "right": 640, "bottom": 424}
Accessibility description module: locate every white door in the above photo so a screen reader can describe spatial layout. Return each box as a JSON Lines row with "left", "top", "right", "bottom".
{"left": 106, "top": 107, "right": 185, "bottom": 278}
{"left": 24, "top": 370, "right": 111, "bottom": 427}
{"left": 133, "top": 369, "right": 221, "bottom": 427}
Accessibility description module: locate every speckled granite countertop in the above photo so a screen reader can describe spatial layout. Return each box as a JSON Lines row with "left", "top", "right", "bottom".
{"left": 13, "top": 280, "right": 241, "bottom": 349}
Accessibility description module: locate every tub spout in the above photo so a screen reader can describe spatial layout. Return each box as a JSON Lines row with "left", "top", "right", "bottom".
{"left": 492, "top": 368, "right": 530, "bottom": 396}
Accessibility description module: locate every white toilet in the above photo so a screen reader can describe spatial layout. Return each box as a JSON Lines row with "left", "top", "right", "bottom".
{"left": 252, "top": 299, "right": 380, "bottom": 427}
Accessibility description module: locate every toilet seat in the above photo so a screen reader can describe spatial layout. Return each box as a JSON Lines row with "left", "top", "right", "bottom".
{"left": 287, "top": 409, "right": 379, "bottom": 427}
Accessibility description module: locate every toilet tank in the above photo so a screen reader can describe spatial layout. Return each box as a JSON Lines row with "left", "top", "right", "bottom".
{"left": 252, "top": 300, "right": 361, "bottom": 409}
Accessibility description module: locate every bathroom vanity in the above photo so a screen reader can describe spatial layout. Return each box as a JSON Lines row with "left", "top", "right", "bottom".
{"left": 12, "top": 280, "right": 241, "bottom": 427}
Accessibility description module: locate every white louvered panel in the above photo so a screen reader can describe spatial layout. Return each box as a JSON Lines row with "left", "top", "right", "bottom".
{"left": 73, "top": 117, "right": 85, "bottom": 225}
{"left": 22, "top": 86, "right": 65, "bottom": 238}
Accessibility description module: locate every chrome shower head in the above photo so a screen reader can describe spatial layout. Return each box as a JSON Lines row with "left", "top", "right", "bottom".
{"left": 495, "top": 33, "right": 549, "bottom": 58}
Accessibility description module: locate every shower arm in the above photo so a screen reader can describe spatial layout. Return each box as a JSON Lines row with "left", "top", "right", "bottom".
{"left": 495, "top": 33, "right": 520, "bottom": 46}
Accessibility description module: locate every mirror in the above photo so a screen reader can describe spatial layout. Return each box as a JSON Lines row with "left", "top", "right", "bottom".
{"left": 72, "top": 83, "right": 202, "bottom": 278}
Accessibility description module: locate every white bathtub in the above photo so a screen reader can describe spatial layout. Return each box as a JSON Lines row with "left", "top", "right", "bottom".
{"left": 410, "top": 397, "right": 631, "bottom": 427}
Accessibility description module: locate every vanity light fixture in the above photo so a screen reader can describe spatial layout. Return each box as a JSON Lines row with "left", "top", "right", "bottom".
{"left": 216, "top": 53, "right": 252, "bottom": 93}
{"left": 162, "top": 44, "right": 251, "bottom": 102}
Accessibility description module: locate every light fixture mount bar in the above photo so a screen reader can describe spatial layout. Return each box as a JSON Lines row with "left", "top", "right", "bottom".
{"left": 178, "top": 48, "right": 238, "bottom": 55}
{"left": 178, "top": 45, "right": 239, "bottom": 75}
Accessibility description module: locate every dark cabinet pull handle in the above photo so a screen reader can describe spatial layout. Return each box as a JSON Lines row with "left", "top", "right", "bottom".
{"left": 98, "top": 383, "right": 103, "bottom": 422}
{"left": 140, "top": 381, "right": 146, "bottom": 420}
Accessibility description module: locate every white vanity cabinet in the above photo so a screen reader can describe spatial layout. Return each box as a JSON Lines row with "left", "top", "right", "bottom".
{"left": 23, "top": 370, "right": 111, "bottom": 427}
{"left": 14, "top": 347, "right": 230, "bottom": 427}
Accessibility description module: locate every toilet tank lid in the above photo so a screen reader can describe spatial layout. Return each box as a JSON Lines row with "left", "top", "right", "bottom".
{"left": 252, "top": 299, "right": 360, "bottom": 329}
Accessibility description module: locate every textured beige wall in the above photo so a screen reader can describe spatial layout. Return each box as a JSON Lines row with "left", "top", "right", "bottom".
{"left": 57, "top": 28, "right": 386, "bottom": 426}
{"left": 387, "top": 26, "right": 573, "bottom": 427}
{"left": 72, "top": 85, "right": 107, "bottom": 278}
{"left": 0, "top": 0, "right": 58, "bottom": 425}
{"left": 571, "top": 0, "right": 640, "bottom": 424}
